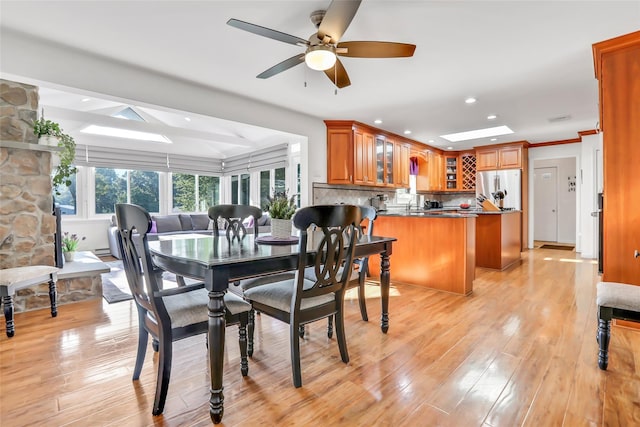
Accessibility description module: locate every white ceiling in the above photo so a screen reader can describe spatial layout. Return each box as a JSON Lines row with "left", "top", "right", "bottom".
{"left": 1, "top": 1, "right": 639, "bottom": 155}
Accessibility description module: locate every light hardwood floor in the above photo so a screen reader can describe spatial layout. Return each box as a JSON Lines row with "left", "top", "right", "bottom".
{"left": 1, "top": 248, "right": 638, "bottom": 426}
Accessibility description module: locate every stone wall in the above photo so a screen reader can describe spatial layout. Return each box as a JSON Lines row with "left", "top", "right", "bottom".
{"left": 1, "top": 80, "right": 55, "bottom": 268}
{"left": 15, "top": 275, "right": 103, "bottom": 312}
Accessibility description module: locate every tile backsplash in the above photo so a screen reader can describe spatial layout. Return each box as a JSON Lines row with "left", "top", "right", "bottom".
{"left": 312, "top": 183, "right": 478, "bottom": 209}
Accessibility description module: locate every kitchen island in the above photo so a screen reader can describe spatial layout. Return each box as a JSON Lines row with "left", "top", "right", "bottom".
{"left": 475, "top": 210, "right": 522, "bottom": 270}
{"left": 368, "top": 211, "right": 476, "bottom": 295}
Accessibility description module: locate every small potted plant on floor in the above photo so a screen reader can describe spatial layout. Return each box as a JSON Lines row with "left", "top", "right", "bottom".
{"left": 265, "top": 190, "right": 297, "bottom": 239}
{"left": 61, "top": 232, "right": 85, "bottom": 262}
{"left": 33, "top": 110, "right": 78, "bottom": 195}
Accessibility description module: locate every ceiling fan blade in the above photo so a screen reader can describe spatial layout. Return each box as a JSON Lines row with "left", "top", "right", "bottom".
{"left": 317, "top": 0, "right": 362, "bottom": 44}
{"left": 257, "top": 54, "right": 305, "bottom": 79}
{"left": 336, "top": 41, "right": 416, "bottom": 58}
{"left": 227, "top": 18, "right": 309, "bottom": 47}
{"left": 323, "top": 58, "right": 351, "bottom": 88}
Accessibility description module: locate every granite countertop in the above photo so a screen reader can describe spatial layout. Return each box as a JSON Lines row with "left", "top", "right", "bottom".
{"left": 378, "top": 207, "right": 521, "bottom": 218}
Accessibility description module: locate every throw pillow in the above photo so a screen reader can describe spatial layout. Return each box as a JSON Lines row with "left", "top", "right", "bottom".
{"left": 150, "top": 220, "right": 157, "bottom": 234}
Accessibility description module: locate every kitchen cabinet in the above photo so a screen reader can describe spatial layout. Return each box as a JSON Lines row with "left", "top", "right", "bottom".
{"left": 394, "top": 142, "right": 411, "bottom": 187}
{"left": 445, "top": 156, "right": 458, "bottom": 190}
{"left": 593, "top": 31, "right": 640, "bottom": 288}
{"left": 476, "top": 144, "right": 523, "bottom": 171}
{"left": 375, "top": 135, "right": 395, "bottom": 185}
{"left": 326, "top": 124, "right": 353, "bottom": 184}
{"left": 353, "top": 129, "right": 376, "bottom": 185}
{"left": 325, "top": 120, "right": 427, "bottom": 189}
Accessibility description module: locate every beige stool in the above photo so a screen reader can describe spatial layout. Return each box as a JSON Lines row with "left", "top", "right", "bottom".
{"left": 0, "top": 266, "right": 59, "bottom": 337}
{"left": 596, "top": 281, "right": 640, "bottom": 369}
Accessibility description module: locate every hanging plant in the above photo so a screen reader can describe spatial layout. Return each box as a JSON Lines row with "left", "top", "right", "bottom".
{"left": 33, "top": 109, "right": 77, "bottom": 195}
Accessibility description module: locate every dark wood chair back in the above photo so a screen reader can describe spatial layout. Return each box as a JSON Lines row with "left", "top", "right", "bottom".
{"left": 293, "top": 204, "right": 360, "bottom": 305}
{"left": 208, "top": 204, "right": 262, "bottom": 240}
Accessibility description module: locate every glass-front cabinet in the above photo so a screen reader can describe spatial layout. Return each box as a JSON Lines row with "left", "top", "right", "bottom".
{"left": 375, "top": 135, "right": 395, "bottom": 185}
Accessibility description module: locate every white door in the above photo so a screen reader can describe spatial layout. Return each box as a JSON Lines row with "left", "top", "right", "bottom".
{"left": 534, "top": 167, "right": 558, "bottom": 242}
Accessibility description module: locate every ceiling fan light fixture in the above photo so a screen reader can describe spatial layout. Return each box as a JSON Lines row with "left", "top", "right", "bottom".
{"left": 305, "top": 45, "right": 337, "bottom": 71}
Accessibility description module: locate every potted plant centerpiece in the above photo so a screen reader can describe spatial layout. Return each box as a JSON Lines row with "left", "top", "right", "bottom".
{"left": 61, "top": 232, "right": 85, "bottom": 262}
{"left": 33, "top": 110, "right": 78, "bottom": 195}
{"left": 265, "top": 190, "right": 297, "bottom": 239}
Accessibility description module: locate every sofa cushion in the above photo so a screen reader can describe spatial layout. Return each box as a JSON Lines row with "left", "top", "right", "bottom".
{"left": 257, "top": 214, "right": 271, "bottom": 227}
{"left": 191, "top": 214, "right": 210, "bottom": 231}
{"left": 153, "top": 215, "right": 182, "bottom": 233}
{"left": 178, "top": 214, "right": 194, "bottom": 231}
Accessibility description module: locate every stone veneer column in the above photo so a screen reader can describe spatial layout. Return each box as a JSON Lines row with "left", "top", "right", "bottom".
{"left": 0, "top": 79, "right": 55, "bottom": 269}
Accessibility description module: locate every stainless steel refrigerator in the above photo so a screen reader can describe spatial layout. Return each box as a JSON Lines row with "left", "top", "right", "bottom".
{"left": 476, "top": 169, "right": 522, "bottom": 210}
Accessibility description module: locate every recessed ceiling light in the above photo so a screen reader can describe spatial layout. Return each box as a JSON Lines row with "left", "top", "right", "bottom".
{"left": 447, "top": 147, "right": 453, "bottom": 150}
{"left": 490, "top": 138, "right": 497, "bottom": 141}
{"left": 374, "top": 119, "right": 382, "bottom": 124}
{"left": 184, "top": 117, "right": 191, "bottom": 122}
{"left": 404, "top": 130, "right": 411, "bottom": 135}
{"left": 81, "top": 125, "right": 172, "bottom": 143}
{"left": 440, "top": 125, "right": 514, "bottom": 142}
{"left": 81, "top": 98, "right": 91, "bottom": 102}
{"left": 428, "top": 139, "right": 435, "bottom": 143}
{"left": 465, "top": 97, "right": 476, "bottom": 104}
{"left": 487, "top": 114, "right": 497, "bottom": 120}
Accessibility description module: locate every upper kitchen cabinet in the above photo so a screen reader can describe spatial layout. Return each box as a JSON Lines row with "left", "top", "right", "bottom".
{"left": 394, "top": 142, "right": 411, "bottom": 187}
{"left": 326, "top": 122, "right": 354, "bottom": 184}
{"left": 353, "top": 128, "right": 376, "bottom": 186}
{"left": 325, "top": 120, "right": 411, "bottom": 188}
{"left": 476, "top": 142, "right": 528, "bottom": 171}
{"left": 460, "top": 152, "right": 477, "bottom": 190}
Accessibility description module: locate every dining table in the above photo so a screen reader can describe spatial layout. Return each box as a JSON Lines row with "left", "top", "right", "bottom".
{"left": 148, "top": 232, "right": 396, "bottom": 424}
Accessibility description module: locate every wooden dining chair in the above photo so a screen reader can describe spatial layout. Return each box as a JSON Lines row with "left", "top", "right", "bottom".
{"left": 115, "top": 203, "right": 252, "bottom": 416}
{"left": 208, "top": 204, "right": 262, "bottom": 240}
{"left": 313, "top": 205, "right": 378, "bottom": 338}
{"left": 243, "top": 204, "right": 360, "bottom": 387}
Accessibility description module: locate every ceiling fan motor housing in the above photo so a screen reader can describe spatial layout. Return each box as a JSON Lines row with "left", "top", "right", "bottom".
{"left": 310, "top": 10, "right": 326, "bottom": 28}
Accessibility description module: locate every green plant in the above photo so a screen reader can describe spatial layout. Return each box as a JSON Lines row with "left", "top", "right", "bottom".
{"left": 33, "top": 110, "right": 78, "bottom": 195}
{"left": 61, "top": 232, "right": 85, "bottom": 252}
{"left": 266, "top": 190, "right": 297, "bottom": 220}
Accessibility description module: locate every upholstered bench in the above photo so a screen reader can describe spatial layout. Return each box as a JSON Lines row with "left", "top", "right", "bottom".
{"left": 0, "top": 266, "right": 59, "bottom": 337}
{"left": 596, "top": 281, "right": 640, "bottom": 370}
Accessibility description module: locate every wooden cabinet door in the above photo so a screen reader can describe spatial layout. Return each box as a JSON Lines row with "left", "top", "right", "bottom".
{"left": 476, "top": 149, "right": 498, "bottom": 171}
{"left": 375, "top": 135, "right": 385, "bottom": 185}
{"left": 499, "top": 146, "right": 521, "bottom": 169}
{"left": 327, "top": 127, "right": 353, "bottom": 184}
{"left": 445, "top": 156, "right": 458, "bottom": 190}
{"left": 595, "top": 33, "right": 640, "bottom": 285}
{"left": 394, "top": 143, "right": 410, "bottom": 188}
{"left": 363, "top": 132, "right": 376, "bottom": 186}
{"left": 385, "top": 138, "right": 395, "bottom": 185}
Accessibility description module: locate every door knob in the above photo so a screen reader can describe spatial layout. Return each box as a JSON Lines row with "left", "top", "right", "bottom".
{"left": 635, "top": 250, "right": 639, "bottom": 259}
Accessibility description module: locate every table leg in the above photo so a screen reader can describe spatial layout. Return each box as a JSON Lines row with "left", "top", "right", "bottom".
{"left": 208, "top": 290, "right": 226, "bottom": 424}
{"left": 380, "top": 251, "right": 390, "bottom": 333}
{"left": 48, "top": 275, "right": 57, "bottom": 318}
{"left": 3, "top": 296, "right": 15, "bottom": 337}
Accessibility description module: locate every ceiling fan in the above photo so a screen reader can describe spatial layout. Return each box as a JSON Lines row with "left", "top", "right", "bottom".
{"left": 227, "top": 0, "right": 416, "bottom": 88}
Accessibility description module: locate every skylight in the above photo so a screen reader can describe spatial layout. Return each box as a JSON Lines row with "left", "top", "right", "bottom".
{"left": 440, "top": 125, "right": 514, "bottom": 142}
{"left": 81, "top": 125, "right": 171, "bottom": 143}
{"left": 112, "top": 107, "right": 145, "bottom": 122}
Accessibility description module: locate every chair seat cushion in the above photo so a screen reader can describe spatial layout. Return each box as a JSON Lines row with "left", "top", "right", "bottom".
{"left": 163, "top": 288, "right": 209, "bottom": 328}
{"left": 597, "top": 282, "right": 640, "bottom": 312}
{"left": 224, "top": 290, "right": 252, "bottom": 315}
{"left": 244, "top": 278, "right": 334, "bottom": 313}
{"left": 0, "top": 265, "right": 58, "bottom": 287}
{"left": 233, "top": 272, "right": 296, "bottom": 295}
{"left": 162, "top": 288, "right": 251, "bottom": 328}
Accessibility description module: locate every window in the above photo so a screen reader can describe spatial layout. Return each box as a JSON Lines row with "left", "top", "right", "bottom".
{"left": 259, "top": 167, "right": 286, "bottom": 210}
{"left": 172, "top": 173, "right": 220, "bottom": 212}
{"left": 53, "top": 171, "right": 77, "bottom": 215}
{"left": 94, "top": 167, "right": 159, "bottom": 214}
{"left": 260, "top": 170, "right": 270, "bottom": 209}
{"left": 198, "top": 175, "right": 220, "bottom": 211}
{"left": 231, "top": 173, "right": 250, "bottom": 205}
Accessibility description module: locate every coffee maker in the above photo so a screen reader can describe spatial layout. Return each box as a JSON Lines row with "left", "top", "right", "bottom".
{"left": 370, "top": 194, "right": 388, "bottom": 211}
